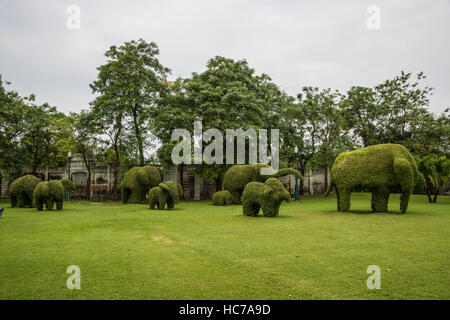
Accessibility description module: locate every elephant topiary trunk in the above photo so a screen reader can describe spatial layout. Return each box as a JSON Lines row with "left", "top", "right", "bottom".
{"left": 326, "top": 144, "right": 421, "bottom": 214}
{"left": 241, "top": 178, "right": 291, "bottom": 217}
{"left": 223, "top": 164, "right": 303, "bottom": 204}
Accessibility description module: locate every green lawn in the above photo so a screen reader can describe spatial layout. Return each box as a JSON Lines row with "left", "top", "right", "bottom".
{"left": 0, "top": 193, "right": 449, "bottom": 300}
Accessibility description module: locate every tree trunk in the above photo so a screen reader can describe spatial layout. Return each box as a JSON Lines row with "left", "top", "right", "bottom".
{"left": 132, "top": 106, "right": 145, "bottom": 166}
{"left": 299, "top": 160, "right": 307, "bottom": 195}
{"left": 82, "top": 154, "right": 91, "bottom": 201}
{"left": 179, "top": 164, "right": 184, "bottom": 200}
{"left": 216, "top": 177, "right": 222, "bottom": 192}
{"left": 324, "top": 166, "right": 328, "bottom": 193}
{"left": 112, "top": 165, "right": 119, "bottom": 199}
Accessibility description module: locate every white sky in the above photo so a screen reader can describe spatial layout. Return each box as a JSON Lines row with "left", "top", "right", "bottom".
{"left": 0, "top": 0, "right": 449, "bottom": 115}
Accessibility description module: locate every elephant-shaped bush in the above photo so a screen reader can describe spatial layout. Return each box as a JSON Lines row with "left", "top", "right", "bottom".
{"left": 212, "top": 190, "right": 232, "bottom": 206}
{"left": 33, "top": 179, "right": 75, "bottom": 211}
{"left": 326, "top": 144, "right": 421, "bottom": 213}
{"left": 241, "top": 178, "right": 291, "bottom": 217}
{"left": 223, "top": 164, "right": 303, "bottom": 204}
{"left": 149, "top": 181, "right": 183, "bottom": 210}
{"left": 121, "top": 166, "right": 161, "bottom": 204}
{"left": 9, "top": 175, "right": 41, "bottom": 208}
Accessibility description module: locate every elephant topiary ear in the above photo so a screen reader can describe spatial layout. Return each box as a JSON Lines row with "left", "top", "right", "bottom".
{"left": 159, "top": 183, "right": 169, "bottom": 192}
{"left": 160, "top": 181, "right": 178, "bottom": 200}
{"left": 262, "top": 184, "right": 273, "bottom": 198}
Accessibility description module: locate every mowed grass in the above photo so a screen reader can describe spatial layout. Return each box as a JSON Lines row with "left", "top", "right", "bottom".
{"left": 0, "top": 193, "right": 449, "bottom": 300}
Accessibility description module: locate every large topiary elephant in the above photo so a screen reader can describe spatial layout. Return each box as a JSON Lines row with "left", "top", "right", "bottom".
{"left": 121, "top": 166, "right": 161, "bottom": 204}
{"left": 241, "top": 178, "right": 291, "bottom": 217}
{"left": 33, "top": 179, "right": 75, "bottom": 211}
{"left": 325, "top": 144, "right": 422, "bottom": 213}
{"left": 149, "top": 181, "right": 183, "bottom": 210}
{"left": 223, "top": 163, "right": 303, "bottom": 204}
{"left": 9, "top": 175, "right": 41, "bottom": 208}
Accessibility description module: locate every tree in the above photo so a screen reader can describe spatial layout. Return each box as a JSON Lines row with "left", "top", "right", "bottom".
{"left": 90, "top": 39, "right": 170, "bottom": 166}
{"left": 0, "top": 76, "right": 32, "bottom": 177}
{"left": 55, "top": 112, "right": 99, "bottom": 200}
{"left": 375, "top": 72, "right": 433, "bottom": 151}
{"left": 416, "top": 155, "right": 450, "bottom": 203}
{"left": 20, "top": 103, "right": 63, "bottom": 174}
{"left": 180, "top": 56, "right": 288, "bottom": 190}
{"left": 284, "top": 87, "right": 352, "bottom": 193}
{"left": 89, "top": 94, "right": 126, "bottom": 199}
{"left": 340, "top": 86, "right": 384, "bottom": 147}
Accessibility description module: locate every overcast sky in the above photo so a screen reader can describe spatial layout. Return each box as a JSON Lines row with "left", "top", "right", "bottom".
{"left": 0, "top": 0, "right": 449, "bottom": 115}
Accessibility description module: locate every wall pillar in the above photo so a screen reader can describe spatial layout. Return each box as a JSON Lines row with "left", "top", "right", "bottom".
{"left": 194, "top": 174, "right": 202, "bottom": 200}
{"left": 1, "top": 173, "right": 9, "bottom": 198}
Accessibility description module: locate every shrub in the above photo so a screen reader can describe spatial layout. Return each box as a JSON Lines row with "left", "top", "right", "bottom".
{"left": 241, "top": 178, "right": 291, "bottom": 217}
{"left": 121, "top": 166, "right": 161, "bottom": 204}
{"left": 326, "top": 144, "right": 421, "bottom": 213}
{"left": 9, "top": 175, "right": 41, "bottom": 208}
{"left": 212, "top": 190, "right": 232, "bottom": 206}
{"left": 223, "top": 164, "right": 303, "bottom": 204}
{"left": 149, "top": 181, "right": 183, "bottom": 210}
{"left": 33, "top": 180, "right": 66, "bottom": 211}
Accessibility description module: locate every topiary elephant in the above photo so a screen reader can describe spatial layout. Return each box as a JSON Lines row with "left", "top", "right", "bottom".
{"left": 241, "top": 178, "right": 291, "bottom": 217}
{"left": 223, "top": 164, "right": 303, "bottom": 204}
{"left": 325, "top": 144, "right": 421, "bottom": 213}
{"left": 149, "top": 181, "right": 183, "bottom": 210}
{"left": 121, "top": 166, "right": 161, "bottom": 204}
{"left": 33, "top": 179, "right": 75, "bottom": 211}
{"left": 9, "top": 175, "right": 41, "bottom": 208}
{"left": 212, "top": 190, "right": 232, "bottom": 206}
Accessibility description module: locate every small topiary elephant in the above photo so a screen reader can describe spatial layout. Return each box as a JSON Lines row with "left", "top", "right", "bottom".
{"left": 149, "top": 181, "right": 183, "bottom": 210}
{"left": 9, "top": 175, "right": 41, "bottom": 208}
{"left": 33, "top": 179, "right": 75, "bottom": 211}
{"left": 325, "top": 144, "right": 422, "bottom": 213}
{"left": 223, "top": 164, "right": 303, "bottom": 204}
{"left": 212, "top": 190, "right": 232, "bottom": 206}
{"left": 241, "top": 178, "right": 291, "bottom": 217}
{"left": 121, "top": 166, "right": 161, "bottom": 204}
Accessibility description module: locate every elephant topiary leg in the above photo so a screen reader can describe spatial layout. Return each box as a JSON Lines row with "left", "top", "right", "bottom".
{"left": 243, "top": 203, "right": 260, "bottom": 216}
{"left": 17, "top": 194, "right": 25, "bottom": 208}
{"left": 230, "top": 191, "right": 242, "bottom": 204}
{"left": 262, "top": 202, "right": 281, "bottom": 217}
{"left": 56, "top": 200, "right": 63, "bottom": 211}
{"left": 336, "top": 189, "right": 341, "bottom": 211}
{"left": 159, "top": 198, "right": 167, "bottom": 210}
{"left": 394, "top": 157, "right": 414, "bottom": 214}
{"left": 10, "top": 195, "right": 17, "bottom": 208}
{"left": 400, "top": 192, "right": 410, "bottom": 214}
{"left": 122, "top": 186, "right": 130, "bottom": 204}
{"left": 35, "top": 198, "right": 44, "bottom": 211}
{"left": 47, "top": 200, "right": 54, "bottom": 211}
{"left": 339, "top": 189, "right": 351, "bottom": 212}
{"left": 371, "top": 189, "right": 390, "bottom": 212}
